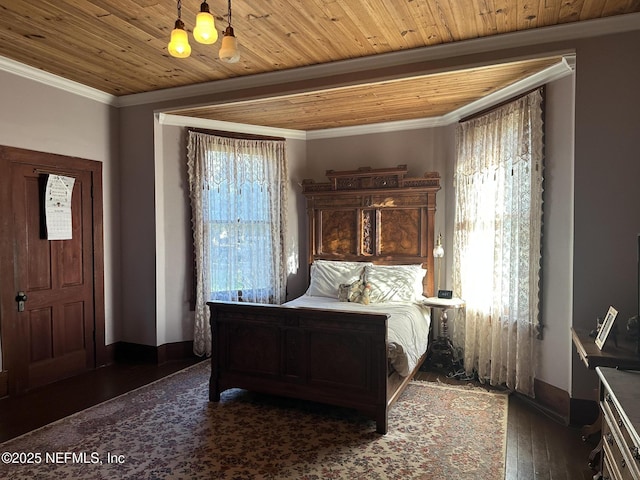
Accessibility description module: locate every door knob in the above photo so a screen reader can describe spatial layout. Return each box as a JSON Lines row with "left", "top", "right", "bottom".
{"left": 15, "top": 291, "right": 27, "bottom": 312}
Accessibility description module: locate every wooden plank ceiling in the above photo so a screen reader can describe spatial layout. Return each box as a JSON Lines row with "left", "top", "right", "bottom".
{"left": 0, "top": 1, "right": 638, "bottom": 129}
{"left": 166, "top": 56, "right": 564, "bottom": 130}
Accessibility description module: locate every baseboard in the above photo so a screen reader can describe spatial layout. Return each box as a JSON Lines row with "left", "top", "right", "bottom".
{"left": 157, "top": 341, "right": 196, "bottom": 365}
{"left": 111, "top": 341, "right": 197, "bottom": 365}
{"left": 531, "top": 378, "right": 599, "bottom": 428}
{"left": 533, "top": 377, "right": 571, "bottom": 424}
{"left": 104, "top": 342, "right": 117, "bottom": 366}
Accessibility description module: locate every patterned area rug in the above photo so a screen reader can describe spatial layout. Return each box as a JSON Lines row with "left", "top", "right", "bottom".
{"left": 0, "top": 361, "right": 508, "bottom": 479}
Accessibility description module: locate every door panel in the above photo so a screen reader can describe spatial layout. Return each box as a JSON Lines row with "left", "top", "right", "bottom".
{"left": 13, "top": 164, "right": 94, "bottom": 391}
{"left": 0, "top": 146, "right": 104, "bottom": 395}
{"left": 25, "top": 177, "right": 52, "bottom": 291}
{"left": 29, "top": 308, "right": 53, "bottom": 362}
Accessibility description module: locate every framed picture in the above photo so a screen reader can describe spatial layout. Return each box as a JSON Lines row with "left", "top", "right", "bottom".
{"left": 595, "top": 306, "right": 619, "bottom": 350}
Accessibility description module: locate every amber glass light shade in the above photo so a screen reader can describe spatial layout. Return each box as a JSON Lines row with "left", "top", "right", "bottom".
{"left": 219, "top": 26, "right": 240, "bottom": 63}
{"left": 193, "top": 2, "right": 217, "bottom": 44}
{"left": 168, "top": 20, "right": 191, "bottom": 58}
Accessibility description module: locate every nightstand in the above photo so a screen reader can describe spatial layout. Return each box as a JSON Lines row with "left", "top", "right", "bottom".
{"left": 422, "top": 297, "right": 465, "bottom": 372}
{"left": 422, "top": 296, "right": 465, "bottom": 338}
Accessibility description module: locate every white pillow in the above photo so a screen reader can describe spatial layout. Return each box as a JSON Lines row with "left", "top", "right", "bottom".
{"left": 305, "top": 260, "right": 371, "bottom": 298}
{"left": 364, "top": 264, "right": 426, "bottom": 303}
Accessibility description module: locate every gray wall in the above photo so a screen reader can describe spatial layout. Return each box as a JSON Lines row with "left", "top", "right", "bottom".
{"left": 571, "top": 32, "right": 640, "bottom": 399}
{"left": 306, "top": 126, "right": 451, "bottom": 242}
{"left": 118, "top": 105, "right": 158, "bottom": 345}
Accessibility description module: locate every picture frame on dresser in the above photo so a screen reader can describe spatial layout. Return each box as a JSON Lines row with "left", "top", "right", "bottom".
{"left": 596, "top": 306, "right": 619, "bottom": 350}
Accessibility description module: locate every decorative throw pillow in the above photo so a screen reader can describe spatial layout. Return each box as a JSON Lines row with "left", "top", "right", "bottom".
{"left": 338, "top": 279, "right": 364, "bottom": 303}
{"left": 360, "top": 281, "right": 371, "bottom": 305}
{"left": 338, "top": 279, "right": 373, "bottom": 304}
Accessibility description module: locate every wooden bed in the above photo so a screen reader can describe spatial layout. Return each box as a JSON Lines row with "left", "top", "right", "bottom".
{"left": 207, "top": 165, "right": 440, "bottom": 434}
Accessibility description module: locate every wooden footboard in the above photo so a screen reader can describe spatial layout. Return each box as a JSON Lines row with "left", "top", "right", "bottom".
{"left": 208, "top": 300, "right": 397, "bottom": 433}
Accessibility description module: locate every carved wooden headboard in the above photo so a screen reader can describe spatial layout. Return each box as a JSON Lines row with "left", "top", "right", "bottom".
{"left": 301, "top": 165, "right": 441, "bottom": 297}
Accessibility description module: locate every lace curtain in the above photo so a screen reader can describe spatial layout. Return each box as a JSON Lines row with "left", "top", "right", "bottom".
{"left": 451, "top": 90, "right": 544, "bottom": 397}
{"left": 187, "top": 132, "right": 288, "bottom": 356}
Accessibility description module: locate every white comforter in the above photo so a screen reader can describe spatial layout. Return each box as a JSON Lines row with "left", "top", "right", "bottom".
{"left": 284, "top": 295, "right": 431, "bottom": 376}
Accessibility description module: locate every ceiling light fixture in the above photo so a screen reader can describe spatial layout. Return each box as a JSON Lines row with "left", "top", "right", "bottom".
{"left": 168, "top": 0, "right": 191, "bottom": 58}
{"left": 219, "top": 0, "right": 240, "bottom": 63}
{"left": 193, "top": 1, "right": 218, "bottom": 44}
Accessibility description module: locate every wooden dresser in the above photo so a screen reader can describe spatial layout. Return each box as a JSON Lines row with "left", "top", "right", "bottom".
{"left": 596, "top": 367, "right": 640, "bottom": 480}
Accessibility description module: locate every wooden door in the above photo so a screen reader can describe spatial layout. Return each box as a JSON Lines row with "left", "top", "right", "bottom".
{"left": 0, "top": 146, "right": 105, "bottom": 395}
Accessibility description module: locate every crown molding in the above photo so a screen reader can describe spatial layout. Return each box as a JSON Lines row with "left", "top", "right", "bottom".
{"left": 306, "top": 116, "right": 450, "bottom": 140}
{"left": 440, "top": 54, "right": 575, "bottom": 124}
{"left": 158, "top": 113, "right": 307, "bottom": 140}
{"left": 0, "top": 55, "right": 117, "bottom": 106}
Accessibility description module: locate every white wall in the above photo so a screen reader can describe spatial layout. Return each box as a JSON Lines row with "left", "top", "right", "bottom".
{"left": 155, "top": 122, "right": 192, "bottom": 346}
{"left": 0, "top": 69, "right": 119, "bottom": 369}
{"left": 540, "top": 74, "right": 576, "bottom": 393}
{"left": 283, "top": 138, "right": 310, "bottom": 300}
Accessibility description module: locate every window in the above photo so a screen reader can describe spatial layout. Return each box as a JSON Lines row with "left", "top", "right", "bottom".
{"left": 187, "top": 131, "right": 287, "bottom": 356}
{"left": 205, "top": 154, "right": 275, "bottom": 301}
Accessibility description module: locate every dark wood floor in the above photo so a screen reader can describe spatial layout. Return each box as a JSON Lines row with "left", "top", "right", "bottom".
{"left": 1, "top": 360, "right": 597, "bottom": 479}
{"left": 0, "top": 357, "right": 201, "bottom": 443}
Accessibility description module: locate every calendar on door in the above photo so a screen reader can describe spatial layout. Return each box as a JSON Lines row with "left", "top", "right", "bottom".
{"left": 44, "top": 174, "right": 75, "bottom": 240}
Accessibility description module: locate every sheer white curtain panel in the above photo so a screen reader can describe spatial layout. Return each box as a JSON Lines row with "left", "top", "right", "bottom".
{"left": 187, "top": 132, "right": 287, "bottom": 357}
{"left": 451, "top": 90, "right": 544, "bottom": 397}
